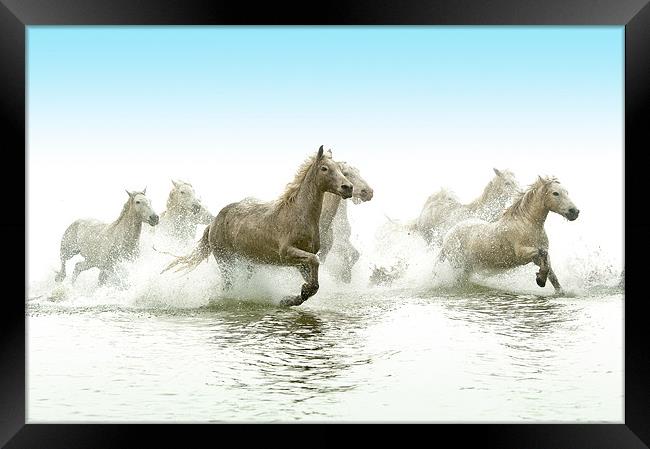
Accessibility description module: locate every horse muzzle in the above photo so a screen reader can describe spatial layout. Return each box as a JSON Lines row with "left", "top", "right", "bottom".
{"left": 149, "top": 214, "right": 160, "bottom": 226}
{"left": 339, "top": 184, "right": 353, "bottom": 199}
{"left": 358, "top": 188, "right": 374, "bottom": 202}
{"left": 565, "top": 208, "right": 579, "bottom": 221}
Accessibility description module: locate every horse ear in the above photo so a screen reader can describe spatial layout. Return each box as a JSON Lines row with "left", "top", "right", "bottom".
{"left": 326, "top": 148, "right": 333, "bottom": 158}
{"left": 143, "top": 187, "right": 147, "bottom": 195}
{"left": 493, "top": 168, "right": 502, "bottom": 177}
{"left": 171, "top": 179, "right": 178, "bottom": 188}
{"left": 317, "top": 145, "right": 324, "bottom": 159}
{"left": 126, "top": 189, "right": 133, "bottom": 198}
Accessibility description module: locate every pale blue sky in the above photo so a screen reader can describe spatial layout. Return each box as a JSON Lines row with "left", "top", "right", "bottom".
{"left": 28, "top": 26, "right": 623, "bottom": 160}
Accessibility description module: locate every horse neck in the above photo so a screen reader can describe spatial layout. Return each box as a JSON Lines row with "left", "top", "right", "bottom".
{"left": 286, "top": 169, "right": 326, "bottom": 227}
{"left": 110, "top": 203, "right": 143, "bottom": 249}
{"left": 320, "top": 193, "right": 342, "bottom": 230}
{"left": 511, "top": 190, "right": 549, "bottom": 227}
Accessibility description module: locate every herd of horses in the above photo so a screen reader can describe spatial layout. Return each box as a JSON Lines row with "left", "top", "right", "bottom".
{"left": 54, "top": 145, "right": 579, "bottom": 306}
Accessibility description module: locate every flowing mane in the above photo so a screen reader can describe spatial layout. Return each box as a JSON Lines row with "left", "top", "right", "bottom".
{"left": 108, "top": 194, "right": 137, "bottom": 229}
{"left": 503, "top": 176, "right": 558, "bottom": 219}
{"left": 276, "top": 153, "right": 320, "bottom": 206}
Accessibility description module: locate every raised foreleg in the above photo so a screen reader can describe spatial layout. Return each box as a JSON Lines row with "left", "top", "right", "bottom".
{"left": 514, "top": 244, "right": 550, "bottom": 288}
{"left": 279, "top": 246, "right": 320, "bottom": 306}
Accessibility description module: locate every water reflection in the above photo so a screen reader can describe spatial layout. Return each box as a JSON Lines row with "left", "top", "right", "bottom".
{"left": 199, "top": 303, "right": 373, "bottom": 417}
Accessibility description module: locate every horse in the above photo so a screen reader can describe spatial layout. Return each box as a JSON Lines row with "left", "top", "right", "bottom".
{"left": 55, "top": 189, "right": 160, "bottom": 285}
{"left": 162, "top": 146, "right": 353, "bottom": 306}
{"left": 318, "top": 161, "right": 374, "bottom": 283}
{"left": 156, "top": 180, "right": 213, "bottom": 244}
{"left": 415, "top": 168, "right": 521, "bottom": 244}
{"left": 439, "top": 176, "right": 579, "bottom": 294}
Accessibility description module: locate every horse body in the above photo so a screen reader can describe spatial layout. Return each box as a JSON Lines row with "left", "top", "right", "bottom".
{"left": 55, "top": 190, "right": 159, "bottom": 285}
{"left": 163, "top": 146, "right": 353, "bottom": 306}
{"left": 157, "top": 180, "right": 213, "bottom": 243}
{"left": 416, "top": 168, "right": 521, "bottom": 244}
{"left": 441, "top": 176, "right": 579, "bottom": 292}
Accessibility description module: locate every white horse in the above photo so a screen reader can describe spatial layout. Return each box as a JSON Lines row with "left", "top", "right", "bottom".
{"left": 416, "top": 168, "right": 521, "bottom": 244}
{"left": 319, "top": 162, "right": 374, "bottom": 282}
{"left": 156, "top": 180, "right": 213, "bottom": 244}
{"left": 440, "top": 176, "right": 579, "bottom": 294}
{"left": 55, "top": 189, "right": 159, "bottom": 285}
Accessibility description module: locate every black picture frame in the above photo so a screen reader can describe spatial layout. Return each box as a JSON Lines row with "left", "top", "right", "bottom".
{"left": 5, "top": 0, "right": 649, "bottom": 447}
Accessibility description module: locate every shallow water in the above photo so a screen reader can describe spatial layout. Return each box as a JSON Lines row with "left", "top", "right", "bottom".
{"left": 27, "top": 277, "right": 623, "bottom": 422}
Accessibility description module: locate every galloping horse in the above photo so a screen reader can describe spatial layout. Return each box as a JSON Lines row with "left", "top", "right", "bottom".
{"left": 416, "top": 168, "right": 521, "bottom": 244}
{"left": 157, "top": 180, "right": 213, "bottom": 243}
{"left": 440, "top": 176, "right": 579, "bottom": 293}
{"left": 55, "top": 189, "right": 159, "bottom": 285}
{"left": 162, "top": 146, "right": 353, "bottom": 306}
{"left": 319, "top": 161, "right": 374, "bottom": 282}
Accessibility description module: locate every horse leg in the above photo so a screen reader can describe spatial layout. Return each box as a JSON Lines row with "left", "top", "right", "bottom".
{"left": 279, "top": 246, "right": 320, "bottom": 306}
{"left": 54, "top": 256, "right": 68, "bottom": 282}
{"left": 532, "top": 248, "right": 550, "bottom": 288}
{"left": 55, "top": 228, "right": 80, "bottom": 282}
{"left": 544, "top": 255, "right": 564, "bottom": 295}
{"left": 245, "top": 264, "right": 255, "bottom": 281}
{"left": 214, "top": 255, "right": 234, "bottom": 291}
{"left": 319, "top": 227, "right": 334, "bottom": 263}
{"left": 70, "top": 259, "right": 93, "bottom": 284}
{"left": 98, "top": 269, "right": 110, "bottom": 286}
{"left": 340, "top": 243, "right": 359, "bottom": 284}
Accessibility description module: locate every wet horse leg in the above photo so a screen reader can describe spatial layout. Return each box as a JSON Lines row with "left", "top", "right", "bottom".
{"left": 214, "top": 255, "right": 234, "bottom": 291}
{"left": 70, "top": 259, "right": 93, "bottom": 284}
{"left": 279, "top": 246, "right": 320, "bottom": 306}
{"left": 533, "top": 249, "right": 550, "bottom": 288}
{"left": 340, "top": 243, "right": 360, "bottom": 283}
{"left": 318, "top": 227, "right": 334, "bottom": 263}
{"left": 545, "top": 255, "right": 564, "bottom": 295}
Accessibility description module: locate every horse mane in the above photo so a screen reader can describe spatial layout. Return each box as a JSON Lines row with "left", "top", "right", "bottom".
{"left": 276, "top": 153, "right": 320, "bottom": 206}
{"left": 503, "top": 176, "right": 558, "bottom": 219}
{"left": 108, "top": 191, "right": 144, "bottom": 229}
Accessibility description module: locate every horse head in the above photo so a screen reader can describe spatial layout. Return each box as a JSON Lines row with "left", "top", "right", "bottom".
{"left": 126, "top": 189, "right": 159, "bottom": 226}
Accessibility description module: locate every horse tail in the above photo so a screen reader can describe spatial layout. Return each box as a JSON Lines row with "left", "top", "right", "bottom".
{"left": 161, "top": 226, "right": 211, "bottom": 274}
{"left": 384, "top": 214, "right": 418, "bottom": 233}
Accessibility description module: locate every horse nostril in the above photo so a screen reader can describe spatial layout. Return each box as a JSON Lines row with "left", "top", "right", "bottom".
{"left": 569, "top": 208, "right": 578, "bottom": 215}
{"left": 342, "top": 184, "right": 352, "bottom": 192}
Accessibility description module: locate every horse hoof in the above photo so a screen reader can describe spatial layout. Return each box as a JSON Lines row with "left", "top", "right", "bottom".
{"left": 536, "top": 274, "right": 546, "bottom": 287}
{"left": 279, "top": 296, "right": 301, "bottom": 307}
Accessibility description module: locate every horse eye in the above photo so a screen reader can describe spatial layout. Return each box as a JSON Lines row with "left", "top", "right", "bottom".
{"left": 321, "top": 166, "right": 328, "bottom": 172}
{"left": 552, "top": 192, "right": 559, "bottom": 196}
{"left": 136, "top": 200, "right": 141, "bottom": 204}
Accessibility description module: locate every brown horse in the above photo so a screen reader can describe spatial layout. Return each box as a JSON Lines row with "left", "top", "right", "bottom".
{"left": 162, "top": 146, "right": 353, "bottom": 306}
